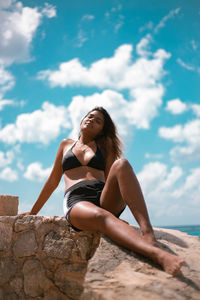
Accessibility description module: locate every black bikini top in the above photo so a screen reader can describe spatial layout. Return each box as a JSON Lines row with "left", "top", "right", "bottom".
{"left": 62, "top": 142, "right": 106, "bottom": 172}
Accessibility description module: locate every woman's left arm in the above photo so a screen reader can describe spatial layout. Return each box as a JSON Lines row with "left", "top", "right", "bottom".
{"left": 104, "top": 138, "right": 116, "bottom": 180}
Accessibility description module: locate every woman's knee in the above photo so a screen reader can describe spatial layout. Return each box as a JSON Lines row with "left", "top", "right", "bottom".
{"left": 92, "top": 207, "right": 111, "bottom": 230}
{"left": 112, "top": 158, "right": 132, "bottom": 173}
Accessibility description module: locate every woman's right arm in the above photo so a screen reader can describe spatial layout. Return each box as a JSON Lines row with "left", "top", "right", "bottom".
{"left": 28, "top": 139, "right": 67, "bottom": 215}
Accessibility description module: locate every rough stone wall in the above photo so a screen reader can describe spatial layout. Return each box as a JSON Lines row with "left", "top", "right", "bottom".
{"left": 0, "top": 216, "right": 100, "bottom": 300}
{"left": 1, "top": 215, "right": 200, "bottom": 300}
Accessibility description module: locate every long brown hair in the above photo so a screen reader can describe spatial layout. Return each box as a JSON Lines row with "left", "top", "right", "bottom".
{"left": 80, "top": 107, "right": 123, "bottom": 160}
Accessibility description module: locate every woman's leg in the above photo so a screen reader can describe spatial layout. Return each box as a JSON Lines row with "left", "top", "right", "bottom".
{"left": 69, "top": 202, "right": 184, "bottom": 276}
{"left": 101, "top": 158, "right": 155, "bottom": 244}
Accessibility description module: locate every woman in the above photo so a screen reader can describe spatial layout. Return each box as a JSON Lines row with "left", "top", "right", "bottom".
{"left": 25, "top": 106, "right": 183, "bottom": 276}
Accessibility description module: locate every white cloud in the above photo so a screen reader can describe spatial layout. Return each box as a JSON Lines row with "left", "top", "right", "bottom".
{"left": 136, "top": 162, "right": 200, "bottom": 220}
{"left": 0, "top": 39, "right": 171, "bottom": 146}
{"left": 154, "top": 8, "right": 181, "bottom": 33}
{"left": 172, "top": 168, "right": 200, "bottom": 202}
{"left": 114, "top": 19, "right": 124, "bottom": 33}
{"left": 37, "top": 44, "right": 133, "bottom": 88}
{"left": 0, "top": 87, "right": 162, "bottom": 145}
{"left": 0, "top": 65, "right": 15, "bottom": 96}
{"left": 67, "top": 88, "right": 164, "bottom": 140}
{"left": 177, "top": 58, "right": 195, "bottom": 71}
{"left": 0, "top": 150, "right": 14, "bottom": 167}
{"left": 139, "top": 21, "right": 154, "bottom": 33}
{"left": 75, "top": 13, "right": 95, "bottom": 48}
{"left": 0, "top": 1, "right": 56, "bottom": 109}
{"left": 0, "top": 167, "right": 18, "bottom": 181}
{"left": 76, "top": 29, "right": 88, "bottom": 48}
{"left": 136, "top": 34, "right": 152, "bottom": 57}
{"left": 159, "top": 119, "right": 200, "bottom": 161}
{"left": 190, "top": 104, "right": 200, "bottom": 117}
{"left": 137, "top": 162, "right": 183, "bottom": 218}
{"left": 0, "top": 99, "right": 15, "bottom": 110}
{"left": 17, "top": 160, "right": 24, "bottom": 171}
{"left": 129, "top": 84, "right": 164, "bottom": 129}
{"left": 0, "top": 64, "right": 16, "bottom": 110}
{"left": 0, "top": 2, "right": 41, "bottom": 65}
{"left": 0, "top": 97, "right": 25, "bottom": 111}
{"left": 145, "top": 152, "right": 163, "bottom": 160}
{"left": 0, "top": 39, "right": 171, "bottom": 145}
{"left": 0, "top": 0, "right": 13, "bottom": 9}
{"left": 81, "top": 14, "right": 95, "bottom": 21}
{"left": 0, "top": 144, "right": 20, "bottom": 168}
{"left": 41, "top": 3, "right": 56, "bottom": 18}
{"left": 38, "top": 43, "right": 170, "bottom": 90}
{"left": 165, "top": 98, "right": 187, "bottom": 114}
{"left": 191, "top": 40, "right": 197, "bottom": 51}
{"left": 0, "top": 1, "right": 56, "bottom": 65}
{"left": 37, "top": 43, "right": 170, "bottom": 130}
{"left": 0, "top": 102, "right": 70, "bottom": 145}
{"left": 105, "top": 4, "right": 123, "bottom": 32}
{"left": 138, "top": 162, "right": 183, "bottom": 193}
{"left": 159, "top": 125, "right": 184, "bottom": 142}
{"left": 24, "top": 162, "right": 52, "bottom": 182}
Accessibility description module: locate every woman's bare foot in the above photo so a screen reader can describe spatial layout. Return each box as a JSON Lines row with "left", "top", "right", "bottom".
{"left": 158, "top": 252, "right": 184, "bottom": 276}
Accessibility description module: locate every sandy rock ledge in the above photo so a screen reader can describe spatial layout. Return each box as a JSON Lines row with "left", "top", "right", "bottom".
{"left": 0, "top": 216, "right": 200, "bottom": 299}
{"left": 81, "top": 228, "right": 200, "bottom": 300}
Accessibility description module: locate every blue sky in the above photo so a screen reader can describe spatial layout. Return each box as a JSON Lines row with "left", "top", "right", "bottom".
{"left": 0, "top": 0, "right": 200, "bottom": 226}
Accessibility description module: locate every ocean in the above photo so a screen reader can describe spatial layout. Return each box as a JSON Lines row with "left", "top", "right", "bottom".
{"left": 163, "top": 225, "right": 200, "bottom": 238}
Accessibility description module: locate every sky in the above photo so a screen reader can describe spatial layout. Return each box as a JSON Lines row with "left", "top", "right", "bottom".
{"left": 0, "top": 0, "right": 200, "bottom": 227}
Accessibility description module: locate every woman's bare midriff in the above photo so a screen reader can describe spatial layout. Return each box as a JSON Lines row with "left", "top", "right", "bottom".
{"left": 63, "top": 166, "right": 105, "bottom": 192}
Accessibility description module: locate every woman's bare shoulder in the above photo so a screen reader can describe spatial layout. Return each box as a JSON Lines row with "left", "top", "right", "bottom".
{"left": 60, "top": 138, "right": 76, "bottom": 152}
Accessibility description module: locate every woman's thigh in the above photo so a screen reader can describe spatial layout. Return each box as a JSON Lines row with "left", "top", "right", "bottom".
{"left": 68, "top": 201, "right": 111, "bottom": 231}
{"left": 100, "top": 160, "right": 126, "bottom": 216}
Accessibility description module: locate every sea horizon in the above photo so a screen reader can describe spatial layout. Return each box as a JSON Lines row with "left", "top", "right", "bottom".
{"left": 159, "top": 224, "right": 200, "bottom": 238}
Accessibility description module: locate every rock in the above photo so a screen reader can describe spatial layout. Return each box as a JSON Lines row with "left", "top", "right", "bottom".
{"left": 42, "top": 231, "right": 75, "bottom": 260}
{"left": 0, "top": 195, "right": 18, "bottom": 216}
{"left": 0, "top": 216, "right": 199, "bottom": 299}
{"left": 14, "top": 215, "right": 37, "bottom": 232}
{"left": 81, "top": 228, "right": 200, "bottom": 300}
{"left": 10, "top": 277, "right": 23, "bottom": 295}
{"left": 0, "top": 222, "right": 12, "bottom": 252}
{"left": 0, "top": 258, "right": 17, "bottom": 286}
{"left": 0, "top": 215, "right": 100, "bottom": 299}
{"left": 55, "top": 263, "right": 87, "bottom": 299}
{"left": 23, "top": 259, "right": 53, "bottom": 297}
{"left": 13, "top": 230, "right": 38, "bottom": 257}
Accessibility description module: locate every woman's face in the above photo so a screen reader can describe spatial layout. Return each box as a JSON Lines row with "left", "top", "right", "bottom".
{"left": 81, "top": 110, "right": 104, "bottom": 137}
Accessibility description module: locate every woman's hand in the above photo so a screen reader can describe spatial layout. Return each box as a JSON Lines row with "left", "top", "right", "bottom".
{"left": 17, "top": 212, "right": 31, "bottom": 216}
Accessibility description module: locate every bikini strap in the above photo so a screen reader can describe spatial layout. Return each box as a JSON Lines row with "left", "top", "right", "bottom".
{"left": 71, "top": 141, "right": 77, "bottom": 150}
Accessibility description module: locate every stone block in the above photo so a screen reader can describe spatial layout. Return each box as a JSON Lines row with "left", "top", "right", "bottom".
{"left": 0, "top": 222, "right": 12, "bottom": 251}
{"left": 0, "top": 258, "right": 17, "bottom": 286}
{"left": 23, "top": 259, "right": 53, "bottom": 297}
{"left": 42, "top": 231, "right": 75, "bottom": 260}
{"left": 13, "top": 230, "right": 38, "bottom": 257}
{"left": 0, "top": 195, "right": 18, "bottom": 216}
{"left": 55, "top": 263, "right": 86, "bottom": 299}
{"left": 10, "top": 277, "right": 23, "bottom": 295}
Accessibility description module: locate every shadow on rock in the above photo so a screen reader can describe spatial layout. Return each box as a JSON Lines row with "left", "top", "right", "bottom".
{"left": 154, "top": 228, "right": 188, "bottom": 248}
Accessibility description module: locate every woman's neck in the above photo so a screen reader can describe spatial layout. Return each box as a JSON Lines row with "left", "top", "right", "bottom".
{"left": 79, "top": 134, "right": 95, "bottom": 145}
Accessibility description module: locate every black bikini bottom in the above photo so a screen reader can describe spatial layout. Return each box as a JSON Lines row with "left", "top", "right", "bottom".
{"left": 63, "top": 179, "right": 125, "bottom": 231}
